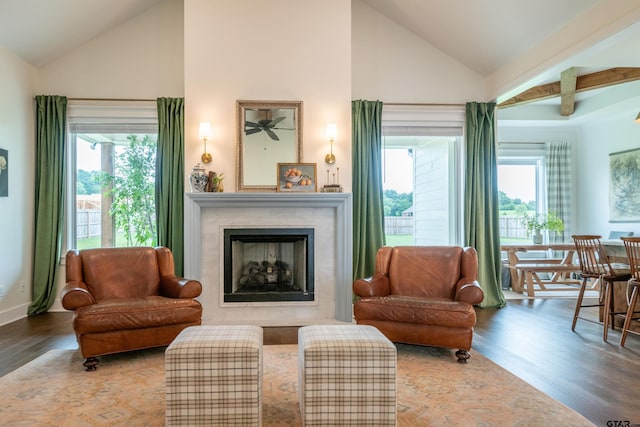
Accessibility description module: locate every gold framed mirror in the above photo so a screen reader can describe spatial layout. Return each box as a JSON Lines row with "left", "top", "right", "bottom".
{"left": 236, "top": 100, "right": 303, "bottom": 192}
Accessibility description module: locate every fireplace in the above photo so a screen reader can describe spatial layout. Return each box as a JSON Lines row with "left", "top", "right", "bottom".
{"left": 223, "top": 228, "right": 314, "bottom": 302}
{"left": 184, "top": 192, "right": 353, "bottom": 325}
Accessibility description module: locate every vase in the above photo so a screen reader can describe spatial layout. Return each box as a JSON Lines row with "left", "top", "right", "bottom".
{"left": 189, "top": 163, "right": 208, "bottom": 192}
{"left": 532, "top": 233, "right": 543, "bottom": 244}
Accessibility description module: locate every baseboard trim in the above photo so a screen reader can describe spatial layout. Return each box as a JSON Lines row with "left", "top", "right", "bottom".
{"left": 0, "top": 303, "right": 29, "bottom": 327}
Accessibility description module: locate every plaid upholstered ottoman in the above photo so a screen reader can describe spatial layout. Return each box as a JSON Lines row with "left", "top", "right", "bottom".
{"left": 298, "top": 324, "right": 397, "bottom": 426}
{"left": 165, "top": 325, "right": 263, "bottom": 426}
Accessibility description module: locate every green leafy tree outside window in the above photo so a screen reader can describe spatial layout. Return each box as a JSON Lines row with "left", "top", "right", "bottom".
{"left": 383, "top": 189, "right": 413, "bottom": 216}
{"left": 102, "top": 135, "right": 157, "bottom": 246}
{"left": 77, "top": 169, "right": 102, "bottom": 195}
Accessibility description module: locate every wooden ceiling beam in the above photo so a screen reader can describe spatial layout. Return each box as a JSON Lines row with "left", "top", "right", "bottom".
{"left": 560, "top": 67, "right": 577, "bottom": 116}
{"left": 497, "top": 67, "right": 640, "bottom": 110}
{"left": 498, "top": 81, "right": 560, "bottom": 108}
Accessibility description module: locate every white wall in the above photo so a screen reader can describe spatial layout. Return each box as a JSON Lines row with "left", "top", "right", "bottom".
{"left": 351, "top": 0, "right": 485, "bottom": 103}
{"left": 184, "top": 0, "right": 352, "bottom": 192}
{"left": 575, "top": 111, "right": 640, "bottom": 237}
{"left": 0, "top": 46, "right": 37, "bottom": 324}
{"left": 37, "top": 0, "right": 184, "bottom": 98}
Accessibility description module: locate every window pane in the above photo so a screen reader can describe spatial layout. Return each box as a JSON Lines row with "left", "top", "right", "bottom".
{"left": 74, "top": 133, "right": 157, "bottom": 249}
{"left": 383, "top": 147, "right": 414, "bottom": 246}
{"left": 382, "top": 136, "right": 460, "bottom": 246}
{"left": 498, "top": 162, "right": 539, "bottom": 243}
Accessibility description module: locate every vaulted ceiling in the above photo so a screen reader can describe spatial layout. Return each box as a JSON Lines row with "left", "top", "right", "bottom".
{"left": 359, "top": 0, "right": 601, "bottom": 77}
{"left": 359, "top": 0, "right": 640, "bottom": 126}
{"left": 0, "top": 0, "right": 163, "bottom": 67}
{"left": 0, "top": 0, "right": 638, "bottom": 125}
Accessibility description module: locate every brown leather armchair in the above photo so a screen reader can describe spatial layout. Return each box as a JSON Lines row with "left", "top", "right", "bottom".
{"left": 353, "top": 246, "right": 484, "bottom": 362}
{"left": 61, "top": 246, "right": 203, "bottom": 370}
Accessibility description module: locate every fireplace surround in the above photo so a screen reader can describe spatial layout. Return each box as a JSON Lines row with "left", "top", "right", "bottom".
{"left": 184, "top": 192, "right": 352, "bottom": 325}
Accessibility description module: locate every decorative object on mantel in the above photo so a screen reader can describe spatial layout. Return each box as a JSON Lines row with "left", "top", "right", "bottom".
{"left": 199, "top": 122, "right": 212, "bottom": 164}
{"left": 521, "top": 211, "right": 564, "bottom": 244}
{"left": 324, "top": 123, "right": 337, "bottom": 164}
{"left": 321, "top": 166, "right": 342, "bottom": 193}
{"left": 189, "top": 163, "right": 208, "bottom": 192}
{"left": 277, "top": 162, "right": 317, "bottom": 192}
{"left": 0, "top": 148, "right": 7, "bottom": 197}
{"left": 205, "top": 171, "right": 224, "bottom": 192}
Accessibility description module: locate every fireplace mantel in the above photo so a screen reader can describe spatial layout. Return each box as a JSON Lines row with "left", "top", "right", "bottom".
{"left": 184, "top": 192, "right": 353, "bottom": 324}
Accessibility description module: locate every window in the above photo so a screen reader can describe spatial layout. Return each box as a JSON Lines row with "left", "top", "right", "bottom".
{"left": 382, "top": 146, "right": 414, "bottom": 246}
{"left": 67, "top": 101, "right": 158, "bottom": 250}
{"left": 382, "top": 106, "right": 464, "bottom": 246}
{"left": 498, "top": 143, "right": 546, "bottom": 243}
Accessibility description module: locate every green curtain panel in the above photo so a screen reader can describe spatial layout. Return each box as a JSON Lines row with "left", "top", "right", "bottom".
{"left": 29, "top": 95, "right": 68, "bottom": 316}
{"left": 156, "top": 98, "right": 185, "bottom": 276}
{"left": 464, "top": 102, "right": 506, "bottom": 308}
{"left": 352, "top": 100, "right": 385, "bottom": 280}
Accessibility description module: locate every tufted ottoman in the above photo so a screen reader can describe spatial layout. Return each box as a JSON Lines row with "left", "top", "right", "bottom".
{"left": 165, "top": 325, "right": 263, "bottom": 426}
{"left": 298, "top": 324, "right": 397, "bottom": 426}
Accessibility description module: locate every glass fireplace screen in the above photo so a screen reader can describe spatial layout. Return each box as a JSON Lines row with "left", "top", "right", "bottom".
{"left": 223, "top": 228, "right": 314, "bottom": 302}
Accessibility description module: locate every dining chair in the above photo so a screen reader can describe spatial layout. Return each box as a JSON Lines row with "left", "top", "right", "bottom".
{"left": 620, "top": 237, "right": 640, "bottom": 347}
{"left": 571, "top": 235, "right": 631, "bottom": 340}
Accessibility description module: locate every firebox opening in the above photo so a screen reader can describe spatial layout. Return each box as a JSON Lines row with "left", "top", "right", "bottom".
{"left": 223, "top": 228, "right": 314, "bottom": 302}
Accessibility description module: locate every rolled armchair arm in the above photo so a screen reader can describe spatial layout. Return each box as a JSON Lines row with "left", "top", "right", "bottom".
{"left": 160, "top": 276, "right": 202, "bottom": 299}
{"left": 61, "top": 281, "right": 96, "bottom": 310}
{"left": 455, "top": 279, "right": 484, "bottom": 305}
{"left": 353, "top": 274, "right": 390, "bottom": 298}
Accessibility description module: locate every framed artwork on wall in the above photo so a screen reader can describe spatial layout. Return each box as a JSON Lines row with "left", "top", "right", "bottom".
{"left": 277, "top": 163, "right": 317, "bottom": 192}
{"left": 0, "top": 148, "right": 7, "bottom": 197}
{"left": 609, "top": 147, "right": 640, "bottom": 222}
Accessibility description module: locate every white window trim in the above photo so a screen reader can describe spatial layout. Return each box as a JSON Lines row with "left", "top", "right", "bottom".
{"left": 498, "top": 142, "right": 547, "bottom": 215}
{"left": 64, "top": 100, "right": 158, "bottom": 256}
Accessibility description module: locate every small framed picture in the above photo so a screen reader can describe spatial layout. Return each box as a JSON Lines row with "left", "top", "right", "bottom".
{"left": 277, "top": 163, "right": 317, "bottom": 192}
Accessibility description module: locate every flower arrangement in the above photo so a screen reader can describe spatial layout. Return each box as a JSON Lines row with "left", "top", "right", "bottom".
{"left": 522, "top": 211, "right": 565, "bottom": 237}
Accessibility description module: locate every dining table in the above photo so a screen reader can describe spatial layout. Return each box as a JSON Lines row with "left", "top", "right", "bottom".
{"left": 501, "top": 243, "right": 582, "bottom": 297}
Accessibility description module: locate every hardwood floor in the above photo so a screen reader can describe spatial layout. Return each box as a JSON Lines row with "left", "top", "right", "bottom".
{"left": 473, "top": 297, "right": 640, "bottom": 427}
{"left": 1, "top": 298, "right": 639, "bottom": 426}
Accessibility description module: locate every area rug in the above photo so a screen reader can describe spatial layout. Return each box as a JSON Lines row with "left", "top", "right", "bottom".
{"left": 0, "top": 344, "right": 594, "bottom": 426}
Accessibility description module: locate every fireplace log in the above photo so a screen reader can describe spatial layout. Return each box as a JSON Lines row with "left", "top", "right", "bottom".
{"left": 237, "top": 259, "right": 295, "bottom": 292}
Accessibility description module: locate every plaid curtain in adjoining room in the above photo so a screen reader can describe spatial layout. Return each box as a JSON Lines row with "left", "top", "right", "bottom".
{"left": 545, "top": 141, "right": 573, "bottom": 243}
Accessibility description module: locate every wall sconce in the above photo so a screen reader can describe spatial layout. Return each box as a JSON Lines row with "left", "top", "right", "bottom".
{"left": 325, "top": 123, "right": 337, "bottom": 164}
{"left": 635, "top": 112, "right": 640, "bottom": 123}
{"left": 199, "top": 122, "right": 212, "bottom": 163}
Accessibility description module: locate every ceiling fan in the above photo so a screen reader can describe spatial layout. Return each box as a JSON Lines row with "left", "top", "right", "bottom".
{"left": 245, "top": 116, "right": 287, "bottom": 141}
